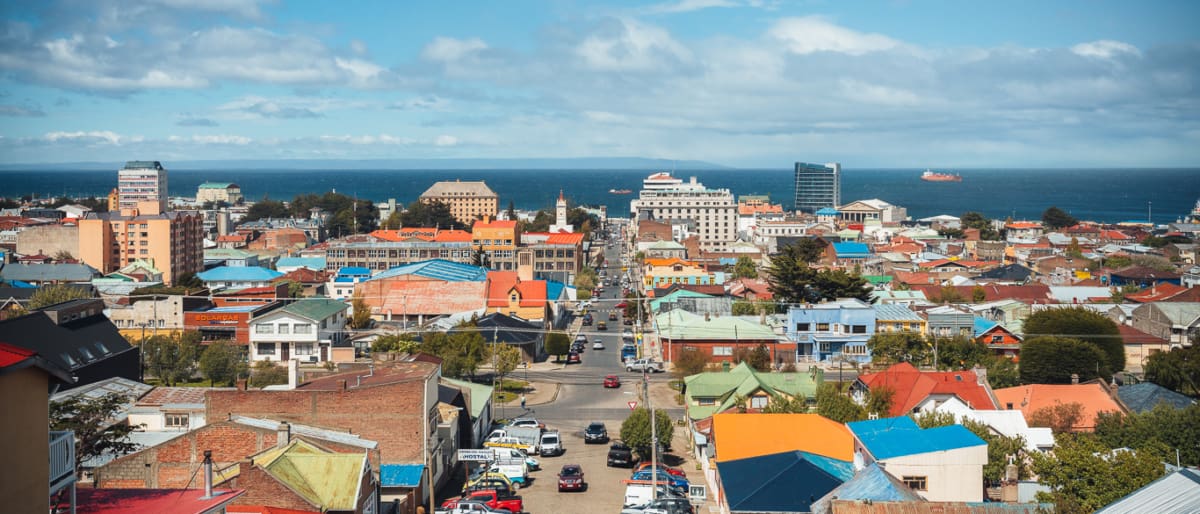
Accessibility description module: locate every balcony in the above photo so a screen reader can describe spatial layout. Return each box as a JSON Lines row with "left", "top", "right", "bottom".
{"left": 49, "top": 431, "right": 76, "bottom": 495}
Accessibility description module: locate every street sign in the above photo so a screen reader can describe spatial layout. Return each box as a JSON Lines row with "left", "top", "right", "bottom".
{"left": 628, "top": 401, "right": 638, "bottom": 410}
{"left": 457, "top": 449, "right": 495, "bottom": 462}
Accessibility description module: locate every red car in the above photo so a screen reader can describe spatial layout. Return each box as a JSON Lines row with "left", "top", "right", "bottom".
{"left": 603, "top": 375, "right": 621, "bottom": 388}
{"left": 441, "top": 489, "right": 523, "bottom": 513}
{"left": 615, "top": 301, "right": 628, "bottom": 309}
{"left": 635, "top": 462, "right": 687, "bottom": 478}
{"left": 557, "top": 464, "right": 587, "bottom": 492}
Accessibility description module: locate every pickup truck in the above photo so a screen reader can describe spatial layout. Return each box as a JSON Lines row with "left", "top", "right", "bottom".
{"left": 440, "top": 489, "right": 523, "bottom": 514}
{"left": 626, "top": 358, "right": 664, "bottom": 373}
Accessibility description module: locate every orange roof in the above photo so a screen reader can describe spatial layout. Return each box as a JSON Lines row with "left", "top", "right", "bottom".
{"left": 893, "top": 271, "right": 937, "bottom": 285}
{"left": 1006, "top": 221, "right": 1043, "bottom": 229}
{"left": 993, "top": 383, "right": 1125, "bottom": 432}
{"left": 643, "top": 257, "right": 696, "bottom": 268}
{"left": 216, "top": 234, "right": 246, "bottom": 242}
{"left": 1125, "top": 282, "right": 1187, "bottom": 303}
{"left": 473, "top": 219, "right": 517, "bottom": 230}
{"left": 486, "top": 271, "right": 548, "bottom": 307}
{"left": 432, "top": 229, "right": 473, "bottom": 242}
{"left": 1101, "top": 230, "right": 1133, "bottom": 240}
{"left": 370, "top": 228, "right": 436, "bottom": 242}
{"left": 545, "top": 232, "right": 585, "bottom": 245}
{"left": 711, "top": 413, "right": 853, "bottom": 462}
{"left": 858, "top": 363, "right": 998, "bottom": 417}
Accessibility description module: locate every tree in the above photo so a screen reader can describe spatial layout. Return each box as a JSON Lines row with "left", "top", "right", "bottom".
{"left": 1143, "top": 345, "right": 1200, "bottom": 396}
{"left": 865, "top": 385, "right": 894, "bottom": 417}
{"left": 816, "top": 383, "right": 866, "bottom": 423}
{"left": 141, "top": 333, "right": 200, "bottom": 386}
{"left": 53, "top": 249, "right": 74, "bottom": 261}
{"left": 51, "top": 392, "right": 142, "bottom": 478}
{"left": 1025, "top": 307, "right": 1124, "bottom": 372}
{"left": 934, "top": 336, "right": 990, "bottom": 371}
{"left": 984, "top": 356, "right": 1021, "bottom": 389}
{"left": 545, "top": 332, "right": 571, "bottom": 361}
{"left": 929, "top": 285, "right": 965, "bottom": 304}
{"left": 1095, "top": 403, "right": 1200, "bottom": 467}
{"left": 488, "top": 342, "right": 522, "bottom": 385}
{"left": 1031, "top": 434, "right": 1166, "bottom": 513}
{"left": 371, "top": 334, "right": 420, "bottom": 354}
{"left": 506, "top": 200, "right": 517, "bottom": 221}
{"left": 623, "top": 292, "right": 646, "bottom": 322}
{"left": 619, "top": 407, "right": 674, "bottom": 459}
{"left": 28, "top": 283, "right": 93, "bottom": 309}
{"left": 730, "top": 256, "right": 758, "bottom": 279}
{"left": 174, "top": 272, "right": 203, "bottom": 288}
{"left": 732, "top": 344, "right": 772, "bottom": 372}
{"left": 672, "top": 347, "right": 710, "bottom": 379}
{"left": 960, "top": 211, "right": 999, "bottom": 240}
{"left": 243, "top": 196, "right": 290, "bottom": 222}
{"left": 812, "top": 268, "right": 873, "bottom": 303}
{"left": 442, "top": 331, "right": 486, "bottom": 378}
{"left": 767, "top": 253, "right": 872, "bottom": 305}
{"left": 349, "top": 296, "right": 373, "bottom": 329}
{"left": 1066, "top": 237, "right": 1084, "bottom": 258}
{"left": 249, "top": 360, "right": 288, "bottom": 388}
{"left": 398, "top": 199, "right": 463, "bottom": 230}
{"left": 198, "top": 341, "right": 246, "bottom": 386}
{"left": 1041, "top": 206, "right": 1078, "bottom": 229}
{"left": 1018, "top": 337, "right": 1109, "bottom": 384}
{"left": 761, "top": 394, "right": 809, "bottom": 414}
{"left": 867, "top": 332, "right": 929, "bottom": 365}
{"left": 1029, "top": 402, "right": 1085, "bottom": 433}
{"left": 971, "top": 285, "right": 987, "bottom": 303}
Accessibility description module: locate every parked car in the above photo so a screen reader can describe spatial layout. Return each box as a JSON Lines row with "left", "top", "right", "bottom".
{"left": 622, "top": 329, "right": 634, "bottom": 339}
{"left": 584, "top": 422, "right": 609, "bottom": 444}
{"left": 630, "top": 469, "right": 689, "bottom": 494}
{"left": 592, "top": 340, "right": 605, "bottom": 350}
{"left": 623, "top": 483, "right": 683, "bottom": 508}
{"left": 626, "top": 358, "right": 664, "bottom": 373}
{"left": 435, "top": 501, "right": 513, "bottom": 514}
{"left": 506, "top": 418, "right": 546, "bottom": 430}
{"left": 441, "top": 489, "right": 524, "bottom": 514}
{"left": 574, "top": 334, "right": 588, "bottom": 345}
{"left": 557, "top": 464, "right": 587, "bottom": 492}
{"left": 609, "top": 312, "right": 618, "bottom": 321}
{"left": 623, "top": 317, "right": 634, "bottom": 325}
{"left": 491, "top": 447, "right": 539, "bottom": 470}
{"left": 463, "top": 473, "right": 516, "bottom": 495}
{"left": 582, "top": 314, "right": 593, "bottom": 326}
{"left": 616, "top": 301, "right": 628, "bottom": 308}
{"left": 603, "top": 375, "right": 621, "bottom": 388}
{"left": 635, "top": 462, "right": 687, "bottom": 477}
{"left": 540, "top": 430, "right": 563, "bottom": 457}
{"left": 567, "top": 351, "right": 582, "bottom": 364}
{"left": 620, "top": 497, "right": 695, "bottom": 514}
{"left": 608, "top": 441, "right": 637, "bottom": 467}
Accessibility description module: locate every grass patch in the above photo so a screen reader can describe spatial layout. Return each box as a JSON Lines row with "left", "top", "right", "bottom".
{"left": 667, "top": 379, "right": 684, "bottom": 391}
{"left": 499, "top": 379, "right": 528, "bottom": 393}
{"left": 494, "top": 391, "right": 518, "bottom": 403}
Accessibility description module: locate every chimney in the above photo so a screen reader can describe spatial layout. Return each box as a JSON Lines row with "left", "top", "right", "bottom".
{"left": 287, "top": 358, "right": 299, "bottom": 390}
{"left": 973, "top": 365, "right": 988, "bottom": 386}
{"left": 1071, "top": 373, "right": 1079, "bottom": 385}
{"left": 236, "top": 378, "right": 247, "bottom": 391}
{"left": 201, "top": 450, "right": 214, "bottom": 499}
{"left": 276, "top": 422, "right": 290, "bottom": 448}
{"left": 1000, "top": 455, "right": 1019, "bottom": 503}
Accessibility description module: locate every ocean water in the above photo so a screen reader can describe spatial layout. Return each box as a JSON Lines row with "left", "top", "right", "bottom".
{"left": 1, "top": 168, "right": 1197, "bottom": 223}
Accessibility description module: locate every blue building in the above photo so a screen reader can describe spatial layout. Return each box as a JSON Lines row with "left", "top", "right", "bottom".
{"left": 787, "top": 298, "right": 876, "bottom": 364}
{"left": 328, "top": 266, "right": 373, "bottom": 299}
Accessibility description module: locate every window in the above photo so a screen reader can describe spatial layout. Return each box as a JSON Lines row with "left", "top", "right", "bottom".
{"left": 165, "top": 413, "right": 189, "bottom": 428}
{"left": 991, "top": 335, "right": 1004, "bottom": 343}
{"left": 795, "top": 323, "right": 811, "bottom": 332}
{"left": 256, "top": 324, "right": 273, "bottom": 334}
{"left": 852, "top": 325, "right": 867, "bottom": 334}
{"left": 294, "top": 343, "right": 315, "bottom": 355}
{"left": 277, "top": 324, "right": 290, "bottom": 335}
{"left": 902, "top": 476, "right": 927, "bottom": 491}
{"left": 257, "top": 343, "right": 276, "bottom": 355}
{"left": 713, "top": 346, "right": 733, "bottom": 356}
{"left": 697, "top": 397, "right": 716, "bottom": 406}
{"left": 294, "top": 324, "right": 312, "bottom": 334}
{"left": 750, "top": 396, "right": 768, "bottom": 409}
{"left": 817, "top": 323, "right": 830, "bottom": 331}
{"left": 844, "top": 345, "right": 866, "bottom": 355}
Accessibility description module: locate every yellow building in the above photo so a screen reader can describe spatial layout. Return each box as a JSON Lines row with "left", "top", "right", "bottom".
{"left": 485, "top": 271, "right": 550, "bottom": 322}
{"left": 642, "top": 258, "right": 713, "bottom": 290}
{"left": 78, "top": 202, "right": 204, "bottom": 286}
{"left": 472, "top": 218, "right": 518, "bottom": 271}
{"left": 420, "top": 179, "right": 499, "bottom": 225}
{"left": 872, "top": 304, "right": 928, "bottom": 335}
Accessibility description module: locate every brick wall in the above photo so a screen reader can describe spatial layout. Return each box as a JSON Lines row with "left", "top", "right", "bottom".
{"left": 95, "top": 422, "right": 275, "bottom": 488}
{"left": 229, "top": 465, "right": 315, "bottom": 511}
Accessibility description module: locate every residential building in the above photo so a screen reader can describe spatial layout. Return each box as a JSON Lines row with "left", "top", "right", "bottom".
{"left": 248, "top": 298, "right": 348, "bottom": 363}
{"left": 472, "top": 218, "right": 518, "bottom": 270}
{"left": 232, "top": 440, "right": 376, "bottom": 514}
{"left": 272, "top": 268, "right": 330, "bottom": 297}
{"left": 440, "top": 377, "right": 494, "bottom": 447}
{"left": 1117, "top": 382, "right": 1195, "bottom": 414}
{"left": 353, "top": 260, "right": 489, "bottom": 324}
{"left": 933, "top": 400, "right": 1055, "bottom": 452}
{"left": 975, "top": 318, "right": 1023, "bottom": 360}
{"left": 0, "top": 299, "right": 139, "bottom": 388}
{"left": 656, "top": 309, "right": 788, "bottom": 364}
{"left": 994, "top": 382, "right": 1127, "bottom": 432}
{"left": 630, "top": 173, "right": 737, "bottom": 252}
{"left": 77, "top": 488, "right": 244, "bottom": 514}
{"left": 106, "top": 292, "right": 211, "bottom": 338}
{"left": 117, "top": 160, "right": 168, "bottom": 211}
{"left": 275, "top": 256, "right": 326, "bottom": 273}
{"left": 0, "top": 342, "right": 75, "bottom": 514}
{"left": 197, "top": 265, "right": 284, "bottom": 291}
{"left": 811, "top": 464, "right": 925, "bottom": 514}
{"left": 484, "top": 271, "right": 549, "bottom": 323}
{"left": 185, "top": 302, "right": 282, "bottom": 345}
{"left": 196, "top": 182, "right": 244, "bottom": 205}
{"left": 793, "top": 162, "right": 841, "bottom": 214}
{"left": 1129, "top": 302, "right": 1200, "bottom": 347}
{"left": 924, "top": 306, "right": 976, "bottom": 338}
{"left": 204, "top": 248, "right": 261, "bottom": 267}
{"left": 853, "top": 363, "right": 999, "bottom": 416}
{"left": 328, "top": 266, "right": 372, "bottom": 299}
{"left": 1119, "top": 324, "right": 1171, "bottom": 372}
{"left": 684, "top": 364, "right": 824, "bottom": 421}
{"left": 873, "top": 304, "right": 927, "bottom": 334}
{"left": 127, "top": 387, "right": 211, "bottom": 431}
{"left": 641, "top": 239, "right": 687, "bottom": 259}
{"left": 521, "top": 231, "right": 585, "bottom": 283}
{"left": 717, "top": 450, "right": 853, "bottom": 514}
{"left": 847, "top": 416, "right": 988, "bottom": 502}
{"left": 419, "top": 180, "right": 499, "bottom": 225}
{"left": 322, "top": 230, "right": 475, "bottom": 271}
{"left": 642, "top": 257, "right": 714, "bottom": 290}
{"left": 1094, "top": 468, "right": 1200, "bottom": 514}
{"left": 787, "top": 299, "right": 876, "bottom": 364}
{"left": 456, "top": 312, "right": 544, "bottom": 363}
{"left": 78, "top": 204, "right": 204, "bottom": 286}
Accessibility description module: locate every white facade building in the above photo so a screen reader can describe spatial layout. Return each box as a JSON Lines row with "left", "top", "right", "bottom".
{"left": 118, "top": 161, "right": 169, "bottom": 211}
{"left": 631, "top": 173, "right": 737, "bottom": 252}
{"left": 248, "top": 298, "right": 348, "bottom": 363}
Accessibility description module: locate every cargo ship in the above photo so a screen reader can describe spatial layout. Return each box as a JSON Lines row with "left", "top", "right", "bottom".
{"left": 609, "top": 188, "right": 632, "bottom": 194}
{"left": 921, "top": 169, "right": 962, "bottom": 182}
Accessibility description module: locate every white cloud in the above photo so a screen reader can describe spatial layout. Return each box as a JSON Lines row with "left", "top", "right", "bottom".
{"left": 44, "top": 130, "right": 128, "bottom": 145}
{"left": 143, "top": 0, "right": 268, "bottom": 19}
{"left": 769, "top": 16, "right": 899, "bottom": 55}
{"left": 1071, "top": 40, "right": 1141, "bottom": 59}
{"left": 434, "top": 135, "right": 459, "bottom": 146}
{"left": 421, "top": 37, "right": 488, "bottom": 62}
{"left": 575, "top": 18, "right": 692, "bottom": 72}
{"left": 839, "top": 79, "right": 921, "bottom": 106}
{"left": 643, "top": 0, "right": 740, "bottom": 14}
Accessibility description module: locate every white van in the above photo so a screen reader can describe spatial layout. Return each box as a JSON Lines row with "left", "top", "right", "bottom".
{"left": 539, "top": 430, "right": 563, "bottom": 457}
{"left": 485, "top": 461, "right": 529, "bottom": 488}
{"left": 492, "top": 447, "right": 540, "bottom": 470}
{"left": 623, "top": 482, "right": 680, "bottom": 507}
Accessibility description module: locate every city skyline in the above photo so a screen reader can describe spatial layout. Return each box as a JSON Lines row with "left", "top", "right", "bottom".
{"left": 1, "top": 1, "right": 1198, "bottom": 167}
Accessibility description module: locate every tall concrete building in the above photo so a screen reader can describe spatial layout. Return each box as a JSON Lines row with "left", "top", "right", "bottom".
{"left": 77, "top": 202, "right": 204, "bottom": 286}
{"left": 793, "top": 162, "right": 841, "bottom": 214}
{"left": 195, "top": 182, "right": 243, "bottom": 205}
{"left": 117, "top": 161, "right": 169, "bottom": 211}
{"left": 419, "top": 180, "right": 499, "bottom": 225}
{"left": 630, "top": 173, "right": 736, "bottom": 252}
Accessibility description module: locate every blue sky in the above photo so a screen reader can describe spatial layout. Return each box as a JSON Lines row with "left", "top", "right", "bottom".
{"left": 1, "top": 0, "right": 1197, "bottom": 167}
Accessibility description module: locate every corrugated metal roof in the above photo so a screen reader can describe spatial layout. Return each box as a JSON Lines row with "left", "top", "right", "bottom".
{"left": 380, "top": 463, "right": 425, "bottom": 487}
{"left": 369, "top": 259, "right": 488, "bottom": 282}
{"left": 830, "top": 500, "right": 1052, "bottom": 514}
{"left": 717, "top": 450, "right": 852, "bottom": 513}
{"left": 1096, "top": 468, "right": 1200, "bottom": 514}
{"left": 811, "top": 463, "right": 924, "bottom": 514}
{"left": 231, "top": 416, "right": 378, "bottom": 449}
{"left": 279, "top": 298, "right": 348, "bottom": 321}
{"left": 873, "top": 304, "right": 923, "bottom": 321}
{"left": 256, "top": 440, "right": 367, "bottom": 511}
{"left": 276, "top": 257, "right": 326, "bottom": 270}
{"left": 847, "top": 416, "right": 986, "bottom": 460}
{"left": 197, "top": 266, "right": 283, "bottom": 282}
{"left": 655, "top": 309, "right": 777, "bottom": 341}
{"left": 440, "top": 377, "right": 494, "bottom": 419}
{"left": 1118, "top": 383, "right": 1196, "bottom": 413}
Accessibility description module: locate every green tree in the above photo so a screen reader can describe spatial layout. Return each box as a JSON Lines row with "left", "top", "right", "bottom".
{"left": 371, "top": 334, "right": 420, "bottom": 354}
{"left": 28, "top": 283, "right": 93, "bottom": 309}
{"left": 1025, "top": 307, "right": 1124, "bottom": 372}
{"left": 961, "top": 211, "right": 1000, "bottom": 240}
{"left": 730, "top": 256, "right": 758, "bottom": 279}
{"left": 441, "top": 331, "right": 486, "bottom": 378}
{"left": 198, "top": 341, "right": 246, "bottom": 386}
{"left": 349, "top": 296, "right": 373, "bottom": 329}
{"left": 865, "top": 385, "right": 894, "bottom": 417}
{"left": 1066, "top": 237, "right": 1084, "bottom": 258}
{"left": 506, "top": 200, "right": 517, "bottom": 221}
{"left": 971, "top": 285, "right": 987, "bottom": 302}
{"left": 488, "top": 342, "right": 522, "bottom": 385}
{"left": 623, "top": 292, "right": 646, "bottom": 322}
{"left": 867, "top": 332, "right": 929, "bottom": 365}
{"left": 1029, "top": 402, "right": 1085, "bottom": 433}
{"left": 545, "top": 332, "right": 571, "bottom": 361}
{"left": 1143, "top": 345, "right": 1200, "bottom": 396}
{"left": 1104, "top": 255, "right": 1132, "bottom": 269}
{"left": 984, "top": 356, "right": 1021, "bottom": 389}
{"left": 929, "top": 285, "right": 965, "bottom": 304}
{"left": 51, "top": 392, "right": 143, "bottom": 478}
{"left": 398, "top": 199, "right": 464, "bottom": 230}
{"left": 1041, "top": 206, "right": 1078, "bottom": 229}
{"left": 761, "top": 394, "right": 810, "bottom": 414}
{"left": 812, "top": 268, "right": 873, "bottom": 303}
{"left": 249, "top": 360, "right": 288, "bottom": 388}
{"left": 1031, "top": 434, "right": 1166, "bottom": 513}
{"left": 619, "top": 407, "right": 674, "bottom": 459}
{"left": 1019, "top": 337, "right": 1109, "bottom": 384}
{"left": 732, "top": 343, "right": 772, "bottom": 372}
{"left": 934, "top": 336, "right": 990, "bottom": 371}
{"left": 141, "top": 332, "right": 200, "bottom": 386}
{"left": 766, "top": 253, "right": 872, "bottom": 304}
{"left": 1095, "top": 403, "right": 1200, "bottom": 467}
{"left": 815, "top": 383, "right": 866, "bottom": 423}
{"left": 672, "top": 346, "right": 710, "bottom": 379}
{"left": 174, "top": 272, "right": 203, "bottom": 288}
{"left": 243, "top": 196, "right": 290, "bottom": 222}
{"left": 1109, "top": 284, "right": 1141, "bottom": 304}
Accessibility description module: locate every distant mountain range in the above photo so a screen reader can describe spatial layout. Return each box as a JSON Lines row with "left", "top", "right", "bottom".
{"left": 0, "top": 157, "right": 732, "bottom": 171}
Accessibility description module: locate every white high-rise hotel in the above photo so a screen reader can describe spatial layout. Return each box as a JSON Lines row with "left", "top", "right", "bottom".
{"left": 117, "top": 160, "right": 168, "bottom": 211}
{"left": 630, "top": 172, "right": 736, "bottom": 252}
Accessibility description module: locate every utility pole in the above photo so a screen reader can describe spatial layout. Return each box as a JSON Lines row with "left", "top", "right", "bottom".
{"left": 645, "top": 365, "right": 657, "bottom": 502}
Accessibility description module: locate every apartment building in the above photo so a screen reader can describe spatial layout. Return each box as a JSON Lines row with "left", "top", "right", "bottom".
{"left": 117, "top": 161, "right": 168, "bottom": 211}
{"left": 77, "top": 203, "right": 204, "bottom": 286}
{"left": 630, "top": 173, "right": 737, "bottom": 252}
{"left": 195, "top": 182, "right": 243, "bottom": 205}
{"left": 472, "top": 218, "right": 518, "bottom": 271}
{"left": 419, "top": 180, "right": 499, "bottom": 225}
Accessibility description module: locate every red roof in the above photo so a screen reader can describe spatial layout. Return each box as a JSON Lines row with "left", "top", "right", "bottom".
{"left": 76, "top": 488, "right": 244, "bottom": 514}
{"left": 910, "top": 284, "right": 1051, "bottom": 304}
{"left": 1118, "top": 325, "right": 1169, "bottom": 345}
{"left": 1100, "top": 230, "right": 1133, "bottom": 240}
{"left": 473, "top": 219, "right": 517, "bottom": 229}
{"left": 546, "top": 232, "right": 585, "bottom": 245}
{"left": 432, "top": 229, "right": 473, "bottom": 242}
{"left": 1125, "top": 282, "right": 1188, "bottom": 303}
{"left": 486, "top": 271, "right": 547, "bottom": 307}
{"left": 370, "top": 228, "right": 437, "bottom": 242}
{"left": 0, "top": 342, "right": 35, "bottom": 369}
{"left": 216, "top": 235, "right": 246, "bottom": 242}
{"left": 1005, "top": 221, "right": 1042, "bottom": 229}
{"left": 859, "top": 362, "right": 998, "bottom": 416}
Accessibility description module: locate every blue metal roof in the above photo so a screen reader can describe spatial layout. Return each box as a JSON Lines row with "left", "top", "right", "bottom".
{"left": 1118, "top": 382, "right": 1196, "bottom": 414}
{"left": 369, "top": 259, "right": 488, "bottom": 282}
{"left": 831, "top": 242, "right": 871, "bottom": 257}
{"left": 716, "top": 451, "right": 852, "bottom": 513}
{"left": 337, "top": 267, "right": 372, "bottom": 276}
{"left": 816, "top": 207, "right": 840, "bottom": 215}
{"left": 206, "top": 306, "right": 261, "bottom": 313}
{"left": 848, "top": 416, "right": 985, "bottom": 460}
{"left": 380, "top": 463, "right": 425, "bottom": 487}
{"left": 545, "top": 280, "right": 565, "bottom": 301}
{"left": 276, "top": 257, "right": 326, "bottom": 270}
{"left": 973, "top": 316, "right": 999, "bottom": 337}
{"left": 811, "top": 463, "right": 924, "bottom": 514}
{"left": 196, "top": 266, "right": 283, "bottom": 282}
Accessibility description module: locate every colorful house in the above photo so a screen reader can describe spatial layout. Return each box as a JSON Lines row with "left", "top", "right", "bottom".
{"left": 642, "top": 257, "right": 713, "bottom": 290}
{"left": 657, "top": 309, "right": 786, "bottom": 364}
{"left": 786, "top": 299, "right": 876, "bottom": 364}
{"left": 852, "top": 362, "right": 999, "bottom": 417}
{"left": 683, "top": 363, "right": 823, "bottom": 421}
{"left": 716, "top": 451, "right": 853, "bottom": 514}
{"left": 993, "top": 382, "right": 1127, "bottom": 432}
{"left": 484, "top": 271, "right": 550, "bottom": 322}
{"left": 974, "top": 318, "right": 1023, "bottom": 360}
{"left": 873, "top": 304, "right": 927, "bottom": 335}
{"left": 847, "top": 416, "right": 987, "bottom": 503}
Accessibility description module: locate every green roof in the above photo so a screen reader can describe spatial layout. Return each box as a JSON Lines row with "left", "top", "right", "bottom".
{"left": 863, "top": 275, "right": 893, "bottom": 284}
{"left": 203, "top": 248, "right": 255, "bottom": 259}
{"left": 256, "top": 440, "right": 366, "bottom": 511}
{"left": 684, "top": 362, "right": 823, "bottom": 420}
{"left": 649, "top": 290, "right": 712, "bottom": 312}
{"left": 280, "top": 298, "right": 349, "bottom": 321}
{"left": 198, "top": 182, "right": 237, "bottom": 189}
{"left": 655, "top": 309, "right": 777, "bottom": 341}
{"left": 441, "top": 377, "right": 494, "bottom": 419}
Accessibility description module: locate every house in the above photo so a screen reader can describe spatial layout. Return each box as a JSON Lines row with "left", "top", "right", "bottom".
{"left": 975, "top": 263, "right": 1034, "bottom": 284}
{"left": 353, "top": 260, "right": 489, "bottom": 325}
{"left": 787, "top": 299, "right": 876, "bottom": 364}
{"left": 127, "top": 386, "right": 215, "bottom": 432}
{"left": 933, "top": 400, "right": 1055, "bottom": 452}
{"left": 811, "top": 463, "right": 924, "bottom": 514}
{"left": 716, "top": 451, "right": 854, "bottom": 514}
{"left": 847, "top": 416, "right": 988, "bottom": 502}
{"left": 641, "top": 240, "right": 687, "bottom": 259}
{"left": 0, "top": 299, "right": 139, "bottom": 388}
{"left": 272, "top": 267, "right": 330, "bottom": 297}
{"left": 993, "top": 382, "right": 1127, "bottom": 432}
{"left": 924, "top": 305, "right": 976, "bottom": 339}
{"left": 870, "top": 290, "right": 929, "bottom": 307}
{"left": 454, "top": 312, "right": 544, "bottom": 363}
{"left": 1004, "top": 221, "right": 1044, "bottom": 241}
{"left": 974, "top": 318, "right": 1023, "bottom": 360}
{"left": 484, "top": 271, "right": 550, "bottom": 323}
{"left": 0, "top": 262, "right": 100, "bottom": 285}
{"left": 185, "top": 303, "right": 284, "bottom": 345}
{"left": 327, "top": 266, "right": 371, "bottom": 299}
{"left": 710, "top": 413, "right": 853, "bottom": 463}
{"left": 684, "top": 364, "right": 824, "bottom": 421}
{"left": 1119, "top": 324, "right": 1172, "bottom": 372}
{"left": 649, "top": 289, "right": 712, "bottom": 314}
{"left": 1107, "top": 266, "right": 1182, "bottom": 287}
{"left": 873, "top": 304, "right": 927, "bottom": 335}
{"left": 725, "top": 277, "right": 773, "bottom": 301}
{"left": 826, "top": 242, "right": 873, "bottom": 266}
{"left": 197, "top": 265, "right": 284, "bottom": 291}
{"left": 852, "top": 363, "right": 999, "bottom": 417}
{"left": 642, "top": 258, "right": 713, "bottom": 290}
{"left": 0, "top": 342, "right": 75, "bottom": 514}
{"left": 440, "top": 377, "right": 494, "bottom": 447}
{"left": 1129, "top": 302, "right": 1200, "bottom": 347}
{"left": 1094, "top": 468, "right": 1200, "bottom": 514}
{"left": 231, "top": 440, "right": 376, "bottom": 514}
{"left": 1124, "top": 282, "right": 1200, "bottom": 303}
{"left": 248, "top": 298, "right": 349, "bottom": 363}
{"left": 1117, "top": 382, "right": 1196, "bottom": 413}
{"left": 656, "top": 309, "right": 788, "bottom": 364}
{"left": 204, "top": 248, "right": 261, "bottom": 268}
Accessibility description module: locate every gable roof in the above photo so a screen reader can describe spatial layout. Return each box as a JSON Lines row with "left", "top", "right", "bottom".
{"left": 656, "top": 309, "right": 778, "bottom": 342}
{"left": 0, "top": 311, "right": 134, "bottom": 384}
{"left": 0, "top": 262, "right": 100, "bottom": 282}
{"left": 456, "top": 312, "right": 541, "bottom": 345}
{"left": 485, "top": 271, "right": 547, "bottom": 308}
{"left": 369, "top": 259, "right": 488, "bottom": 282}
{"left": 993, "top": 383, "right": 1126, "bottom": 431}
{"left": 711, "top": 413, "right": 853, "bottom": 462}
{"left": 277, "top": 299, "right": 348, "bottom": 322}
{"left": 858, "top": 363, "right": 998, "bottom": 416}
{"left": 0, "top": 341, "right": 74, "bottom": 382}
{"left": 811, "top": 463, "right": 923, "bottom": 514}
{"left": 1095, "top": 468, "right": 1200, "bottom": 514}
{"left": 252, "top": 440, "right": 367, "bottom": 511}
{"left": 976, "top": 264, "right": 1034, "bottom": 282}
{"left": 1117, "top": 382, "right": 1196, "bottom": 413}
{"left": 440, "top": 377, "right": 494, "bottom": 419}
{"left": 847, "top": 416, "right": 986, "bottom": 460}
{"left": 873, "top": 304, "right": 923, "bottom": 321}
{"left": 717, "top": 451, "right": 853, "bottom": 513}
{"left": 686, "top": 363, "right": 822, "bottom": 420}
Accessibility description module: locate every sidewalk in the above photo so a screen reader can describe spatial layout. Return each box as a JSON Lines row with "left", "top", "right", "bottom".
{"left": 495, "top": 380, "right": 560, "bottom": 407}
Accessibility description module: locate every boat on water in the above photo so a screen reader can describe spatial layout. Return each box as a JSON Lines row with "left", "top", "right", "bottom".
{"left": 608, "top": 188, "right": 632, "bottom": 194}
{"left": 921, "top": 169, "right": 962, "bottom": 182}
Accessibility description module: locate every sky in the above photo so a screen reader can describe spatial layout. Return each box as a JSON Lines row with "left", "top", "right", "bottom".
{"left": 0, "top": 0, "right": 1197, "bottom": 168}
